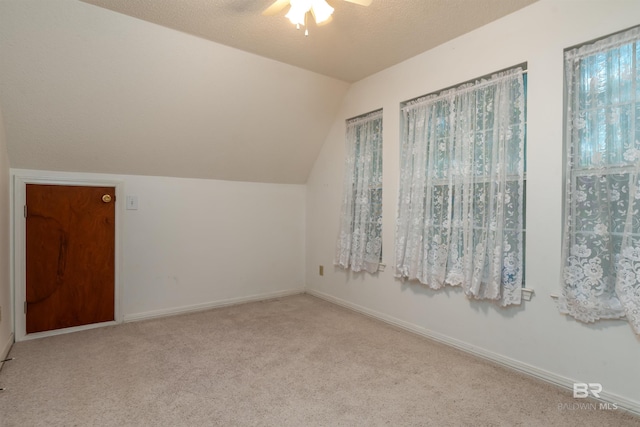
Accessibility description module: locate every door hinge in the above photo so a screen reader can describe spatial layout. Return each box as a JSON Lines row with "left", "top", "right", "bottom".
{"left": 24, "top": 205, "right": 27, "bottom": 218}
{"left": 24, "top": 301, "right": 27, "bottom": 314}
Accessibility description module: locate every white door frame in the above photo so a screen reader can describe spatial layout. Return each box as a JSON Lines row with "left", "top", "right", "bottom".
{"left": 12, "top": 171, "right": 124, "bottom": 341}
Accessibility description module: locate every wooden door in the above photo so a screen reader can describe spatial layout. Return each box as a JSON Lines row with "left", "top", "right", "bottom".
{"left": 26, "top": 184, "right": 115, "bottom": 334}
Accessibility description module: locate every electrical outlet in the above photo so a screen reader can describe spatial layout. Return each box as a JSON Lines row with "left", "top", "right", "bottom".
{"left": 319, "top": 265, "right": 324, "bottom": 276}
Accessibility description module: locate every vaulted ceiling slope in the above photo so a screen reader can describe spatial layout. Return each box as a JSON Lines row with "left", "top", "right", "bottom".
{"left": 0, "top": 0, "right": 349, "bottom": 184}
{"left": 0, "top": 0, "right": 537, "bottom": 184}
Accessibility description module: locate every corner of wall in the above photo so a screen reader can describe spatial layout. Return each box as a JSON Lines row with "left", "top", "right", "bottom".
{"left": 0, "top": 101, "right": 13, "bottom": 356}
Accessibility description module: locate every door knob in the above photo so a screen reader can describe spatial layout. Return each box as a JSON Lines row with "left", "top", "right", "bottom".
{"left": 102, "top": 194, "right": 112, "bottom": 203}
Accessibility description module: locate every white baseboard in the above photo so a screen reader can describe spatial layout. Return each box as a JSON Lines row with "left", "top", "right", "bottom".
{"left": 123, "top": 288, "right": 305, "bottom": 323}
{"left": 18, "top": 321, "right": 119, "bottom": 342}
{"left": 306, "top": 289, "right": 640, "bottom": 417}
{"left": 1, "top": 332, "right": 14, "bottom": 365}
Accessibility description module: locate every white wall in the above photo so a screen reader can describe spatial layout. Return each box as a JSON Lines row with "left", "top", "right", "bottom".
{"left": 306, "top": 0, "right": 640, "bottom": 411}
{"left": 0, "top": 0, "right": 349, "bottom": 184}
{"left": 0, "top": 103, "right": 12, "bottom": 358}
{"left": 12, "top": 169, "right": 305, "bottom": 332}
{"left": 120, "top": 174, "right": 306, "bottom": 318}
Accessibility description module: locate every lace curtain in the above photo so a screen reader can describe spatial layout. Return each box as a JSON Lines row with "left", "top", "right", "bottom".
{"left": 559, "top": 26, "right": 640, "bottom": 334}
{"left": 395, "top": 68, "right": 525, "bottom": 306}
{"left": 335, "top": 110, "right": 383, "bottom": 273}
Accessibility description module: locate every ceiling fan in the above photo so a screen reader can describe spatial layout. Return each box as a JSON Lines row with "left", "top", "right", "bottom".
{"left": 263, "top": 0, "right": 372, "bottom": 34}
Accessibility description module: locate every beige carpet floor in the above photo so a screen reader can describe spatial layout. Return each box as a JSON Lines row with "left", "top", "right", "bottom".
{"left": 0, "top": 294, "right": 638, "bottom": 426}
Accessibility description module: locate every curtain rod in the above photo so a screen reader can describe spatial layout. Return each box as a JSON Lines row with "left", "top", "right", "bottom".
{"left": 346, "top": 108, "right": 383, "bottom": 124}
{"left": 564, "top": 23, "right": 639, "bottom": 53}
{"left": 401, "top": 62, "right": 527, "bottom": 107}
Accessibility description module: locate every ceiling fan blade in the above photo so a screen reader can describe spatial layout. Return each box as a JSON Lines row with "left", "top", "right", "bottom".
{"left": 262, "top": 0, "right": 290, "bottom": 16}
{"left": 343, "top": 0, "right": 372, "bottom": 6}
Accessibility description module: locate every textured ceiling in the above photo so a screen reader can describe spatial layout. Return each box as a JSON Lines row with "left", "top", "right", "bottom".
{"left": 79, "top": 0, "right": 539, "bottom": 82}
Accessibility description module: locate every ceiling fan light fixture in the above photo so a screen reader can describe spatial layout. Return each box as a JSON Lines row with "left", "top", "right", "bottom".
{"left": 285, "top": 0, "right": 334, "bottom": 27}
{"left": 310, "top": 0, "right": 334, "bottom": 24}
{"left": 286, "top": 0, "right": 310, "bottom": 25}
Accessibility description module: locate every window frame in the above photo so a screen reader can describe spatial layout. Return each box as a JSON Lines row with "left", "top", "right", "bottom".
{"left": 396, "top": 65, "right": 527, "bottom": 305}
{"left": 334, "top": 108, "right": 384, "bottom": 273}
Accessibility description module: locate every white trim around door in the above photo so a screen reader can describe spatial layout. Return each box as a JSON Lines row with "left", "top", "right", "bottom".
{"left": 12, "top": 171, "right": 124, "bottom": 342}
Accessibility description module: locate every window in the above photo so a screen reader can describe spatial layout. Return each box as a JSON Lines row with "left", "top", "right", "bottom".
{"left": 395, "top": 67, "right": 526, "bottom": 306}
{"left": 559, "top": 26, "right": 640, "bottom": 334}
{"left": 335, "top": 109, "right": 383, "bottom": 273}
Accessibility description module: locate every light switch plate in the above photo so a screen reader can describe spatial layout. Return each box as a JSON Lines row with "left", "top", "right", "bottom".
{"left": 126, "top": 195, "right": 138, "bottom": 210}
